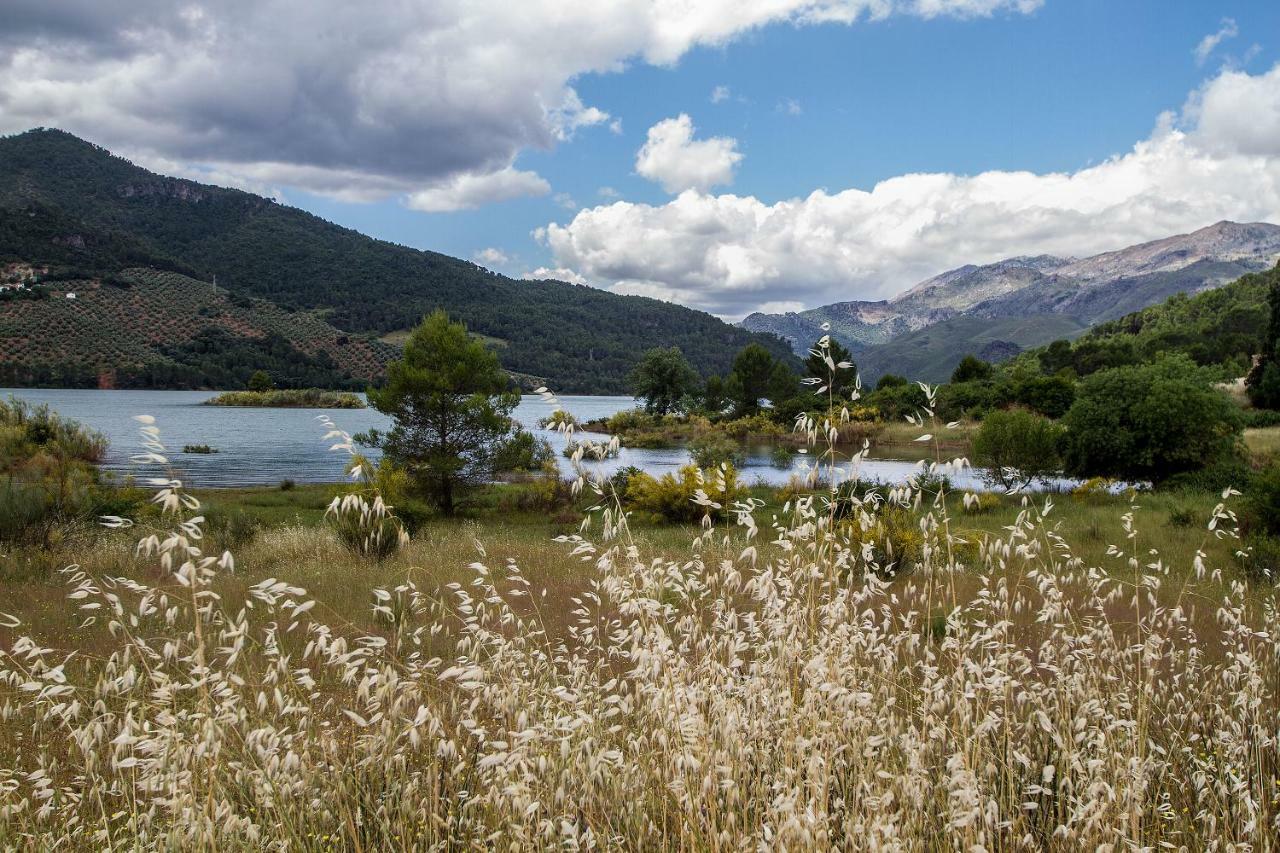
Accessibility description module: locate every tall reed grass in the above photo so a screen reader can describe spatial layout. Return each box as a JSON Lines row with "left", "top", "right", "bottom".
{"left": 0, "top": 347, "right": 1275, "bottom": 848}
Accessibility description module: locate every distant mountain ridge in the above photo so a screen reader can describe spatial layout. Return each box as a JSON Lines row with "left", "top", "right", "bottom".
{"left": 0, "top": 128, "right": 794, "bottom": 392}
{"left": 740, "top": 221, "right": 1280, "bottom": 383}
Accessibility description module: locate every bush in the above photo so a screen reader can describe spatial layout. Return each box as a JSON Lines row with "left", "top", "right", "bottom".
{"left": 537, "top": 410, "right": 580, "bottom": 430}
{"left": 770, "top": 444, "right": 797, "bottom": 469}
{"left": 563, "top": 438, "right": 619, "bottom": 460}
{"left": 1160, "top": 455, "right": 1254, "bottom": 493}
{"left": 0, "top": 398, "right": 111, "bottom": 545}
{"left": 1242, "top": 408, "right": 1280, "bottom": 428}
{"left": 688, "top": 432, "right": 746, "bottom": 469}
{"left": 962, "top": 492, "right": 1002, "bottom": 514}
{"left": 1245, "top": 462, "right": 1280, "bottom": 537}
{"left": 720, "top": 414, "right": 783, "bottom": 439}
{"left": 840, "top": 505, "right": 924, "bottom": 579}
{"left": 494, "top": 430, "right": 556, "bottom": 473}
{"left": 204, "top": 507, "right": 261, "bottom": 549}
{"left": 1071, "top": 477, "right": 1117, "bottom": 504}
{"left": 1061, "top": 355, "right": 1243, "bottom": 485}
{"left": 972, "top": 408, "right": 1064, "bottom": 491}
{"left": 625, "top": 464, "right": 744, "bottom": 524}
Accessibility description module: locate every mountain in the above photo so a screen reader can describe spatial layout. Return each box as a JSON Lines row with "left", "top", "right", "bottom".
{"left": 741, "top": 221, "right": 1280, "bottom": 383}
{"left": 853, "top": 315, "right": 1090, "bottom": 387}
{"left": 0, "top": 128, "right": 793, "bottom": 393}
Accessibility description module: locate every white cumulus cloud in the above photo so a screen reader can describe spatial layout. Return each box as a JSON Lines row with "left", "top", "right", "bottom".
{"left": 473, "top": 247, "right": 511, "bottom": 267}
{"left": 541, "top": 63, "right": 1280, "bottom": 319}
{"left": 635, "top": 114, "right": 743, "bottom": 193}
{"left": 407, "top": 166, "right": 550, "bottom": 212}
{"left": 522, "top": 266, "right": 590, "bottom": 285}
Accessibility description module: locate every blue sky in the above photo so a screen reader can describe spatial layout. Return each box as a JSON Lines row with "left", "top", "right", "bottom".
{"left": 292, "top": 1, "right": 1279, "bottom": 281}
{"left": 4, "top": 0, "right": 1280, "bottom": 316}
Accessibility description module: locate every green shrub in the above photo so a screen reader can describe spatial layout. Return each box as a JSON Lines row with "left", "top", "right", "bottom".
{"left": 494, "top": 430, "right": 556, "bottom": 473}
{"left": 720, "top": 414, "right": 783, "bottom": 439}
{"left": 973, "top": 408, "right": 1064, "bottom": 491}
{"left": 1238, "top": 534, "right": 1280, "bottom": 583}
{"left": 1245, "top": 462, "right": 1280, "bottom": 537}
{"left": 0, "top": 398, "right": 111, "bottom": 545}
{"left": 840, "top": 505, "right": 924, "bottom": 579}
{"left": 625, "top": 464, "right": 744, "bottom": 524}
{"left": 1061, "top": 355, "right": 1243, "bottom": 485}
{"left": 962, "top": 492, "right": 1001, "bottom": 514}
{"left": 688, "top": 432, "right": 746, "bottom": 468}
{"left": 1242, "top": 408, "right": 1280, "bottom": 428}
{"left": 1160, "top": 455, "right": 1254, "bottom": 493}
{"left": 204, "top": 507, "right": 261, "bottom": 549}
{"left": 563, "top": 438, "right": 619, "bottom": 460}
{"left": 770, "top": 444, "right": 797, "bottom": 469}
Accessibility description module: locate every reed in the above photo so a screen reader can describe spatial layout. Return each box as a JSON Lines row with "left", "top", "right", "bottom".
{"left": 0, "top": 351, "right": 1275, "bottom": 849}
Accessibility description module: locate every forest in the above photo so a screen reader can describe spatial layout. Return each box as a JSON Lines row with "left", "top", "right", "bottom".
{"left": 0, "top": 128, "right": 794, "bottom": 393}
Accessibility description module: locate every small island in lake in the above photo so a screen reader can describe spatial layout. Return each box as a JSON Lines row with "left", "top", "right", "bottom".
{"left": 203, "top": 388, "right": 366, "bottom": 408}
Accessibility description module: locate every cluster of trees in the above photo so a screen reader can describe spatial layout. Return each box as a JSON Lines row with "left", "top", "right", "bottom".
{"left": 629, "top": 338, "right": 854, "bottom": 423}
{"left": 877, "top": 267, "right": 1280, "bottom": 490}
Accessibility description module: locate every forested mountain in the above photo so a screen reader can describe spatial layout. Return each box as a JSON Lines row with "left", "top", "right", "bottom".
{"left": 0, "top": 128, "right": 793, "bottom": 392}
{"left": 742, "top": 221, "right": 1280, "bottom": 383}
{"left": 1012, "top": 264, "right": 1278, "bottom": 382}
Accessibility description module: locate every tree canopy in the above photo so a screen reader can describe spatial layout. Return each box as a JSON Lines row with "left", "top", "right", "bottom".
{"left": 1060, "top": 355, "right": 1242, "bottom": 485}
{"left": 366, "top": 310, "right": 518, "bottom": 515}
{"left": 629, "top": 347, "right": 700, "bottom": 416}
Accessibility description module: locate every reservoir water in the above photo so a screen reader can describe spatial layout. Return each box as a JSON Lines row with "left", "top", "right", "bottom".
{"left": 2, "top": 388, "right": 1017, "bottom": 491}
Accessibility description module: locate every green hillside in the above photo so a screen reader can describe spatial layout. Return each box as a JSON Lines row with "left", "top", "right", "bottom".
{"left": 0, "top": 268, "right": 396, "bottom": 389}
{"left": 854, "top": 314, "right": 1089, "bottom": 384}
{"left": 0, "top": 128, "right": 794, "bottom": 393}
{"left": 1010, "top": 264, "right": 1276, "bottom": 379}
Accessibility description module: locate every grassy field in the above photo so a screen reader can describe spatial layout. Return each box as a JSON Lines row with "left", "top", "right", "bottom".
{"left": 0, "top": 478, "right": 1259, "bottom": 651}
{"left": 0, "top": 464, "right": 1275, "bottom": 847}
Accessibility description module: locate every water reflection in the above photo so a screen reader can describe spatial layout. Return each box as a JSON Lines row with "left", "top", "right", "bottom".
{"left": 1, "top": 388, "right": 1076, "bottom": 492}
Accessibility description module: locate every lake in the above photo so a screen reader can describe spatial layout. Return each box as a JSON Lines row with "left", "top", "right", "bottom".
{"left": 2, "top": 388, "right": 1009, "bottom": 490}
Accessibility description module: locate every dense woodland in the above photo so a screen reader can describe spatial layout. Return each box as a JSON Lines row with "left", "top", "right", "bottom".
{"left": 0, "top": 129, "right": 794, "bottom": 393}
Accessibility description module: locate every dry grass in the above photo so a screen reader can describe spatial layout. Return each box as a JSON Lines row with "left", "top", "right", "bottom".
{"left": 1246, "top": 426, "right": 1280, "bottom": 465}
{"left": 0, "top": 371, "right": 1276, "bottom": 849}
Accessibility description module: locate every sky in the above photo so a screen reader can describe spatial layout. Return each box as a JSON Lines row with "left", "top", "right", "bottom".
{"left": 2, "top": 0, "right": 1280, "bottom": 319}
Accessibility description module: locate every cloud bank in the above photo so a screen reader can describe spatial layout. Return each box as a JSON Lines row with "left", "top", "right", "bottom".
{"left": 0, "top": 0, "right": 1042, "bottom": 204}
{"left": 540, "top": 63, "right": 1280, "bottom": 318}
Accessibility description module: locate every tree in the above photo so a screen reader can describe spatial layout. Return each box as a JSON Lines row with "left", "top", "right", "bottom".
{"left": 247, "top": 369, "right": 274, "bottom": 392}
{"left": 727, "top": 343, "right": 777, "bottom": 416}
{"left": 950, "top": 354, "right": 993, "bottom": 384}
{"left": 1061, "top": 354, "right": 1242, "bottom": 485}
{"left": 366, "top": 310, "right": 518, "bottom": 515}
{"left": 1012, "top": 374, "right": 1076, "bottom": 419}
{"left": 1040, "top": 339, "right": 1075, "bottom": 376}
{"left": 767, "top": 362, "right": 801, "bottom": 410}
{"left": 804, "top": 337, "right": 856, "bottom": 398}
{"left": 629, "top": 347, "right": 700, "bottom": 416}
{"left": 973, "top": 408, "right": 1064, "bottom": 490}
{"left": 1248, "top": 271, "right": 1280, "bottom": 409}
{"left": 702, "top": 375, "right": 729, "bottom": 415}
